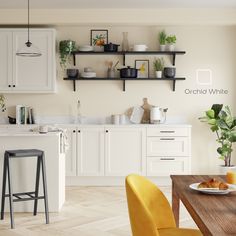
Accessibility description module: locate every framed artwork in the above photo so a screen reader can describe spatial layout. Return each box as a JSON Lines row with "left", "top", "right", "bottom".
{"left": 135, "top": 60, "right": 149, "bottom": 78}
{"left": 90, "top": 29, "right": 108, "bottom": 46}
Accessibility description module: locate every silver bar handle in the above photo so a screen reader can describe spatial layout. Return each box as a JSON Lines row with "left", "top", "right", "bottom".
{"left": 160, "top": 138, "right": 175, "bottom": 140}
{"left": 160, "top": 130, "right": 175, "bottom": 133}
{"left": 160, "top": 158, "right": 175, "bottom": 161}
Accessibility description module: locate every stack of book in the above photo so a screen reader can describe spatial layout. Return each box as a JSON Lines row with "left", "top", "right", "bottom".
{"left": 16, "top": 105, "right": 35, "bottom": 125}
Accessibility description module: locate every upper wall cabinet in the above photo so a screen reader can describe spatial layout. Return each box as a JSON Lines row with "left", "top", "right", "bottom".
{"left": 0, "top": 28, "right": 56, "bottom": 93}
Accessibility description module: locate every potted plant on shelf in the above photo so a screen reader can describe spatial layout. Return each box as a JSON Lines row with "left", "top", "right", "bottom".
{"left": 59, "top": 40, "right": 76, "bottom": 68}
{"left": 199, "top": 104, "right": 236, "bottom": 173}
{"left": 0, "top": 94, "right": 6, "bottom": 112}
{"left": 166, "top": 35, "right": 176, "bottom": 51}
{"left": 153, "top": 58, "right": 165, "bottom": 78}
{"left": 158, "top": 30, "right": 167, "bottom": 51}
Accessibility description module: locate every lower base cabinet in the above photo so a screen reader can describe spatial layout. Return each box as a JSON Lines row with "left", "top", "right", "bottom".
{"left": 65, "top": 125, "right": 191, "bottom": 179}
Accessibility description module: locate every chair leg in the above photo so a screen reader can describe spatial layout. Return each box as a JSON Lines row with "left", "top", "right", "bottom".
{"left": 1, "top": 153, "right": 8, "bottom": 220}
{"left": 41, "top": 153, "right": 49, "bottom": 224}
{"left": 33, "top": 156, "right": 41, "bottom": 216}
{"left": 7, "top": 157, "right": 15, "bottom": 229}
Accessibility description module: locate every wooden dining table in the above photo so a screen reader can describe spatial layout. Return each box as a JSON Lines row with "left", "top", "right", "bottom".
{"left": 171, "top": 175, "right": 236, "bottom": 236}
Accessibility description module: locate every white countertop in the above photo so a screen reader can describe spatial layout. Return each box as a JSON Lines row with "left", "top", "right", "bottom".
{"left": 0, "top": 131, "right": 61, "bottom": 136}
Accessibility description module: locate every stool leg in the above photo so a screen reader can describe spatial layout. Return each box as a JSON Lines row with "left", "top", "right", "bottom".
{"left": 41, "top": 153, "right": 49, "bottom": 224}
{"left": 1, "top": 153, "right": 8, "bottom": 220}
{"left": 7, "top": 157, "right": 15, "bottom": 229}
{"left": 33, "top": 156, "right": 41, "bottom": 216}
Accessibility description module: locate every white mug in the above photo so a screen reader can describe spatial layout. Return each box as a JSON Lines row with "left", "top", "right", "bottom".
{"left": 39, "top": 125, "right": 48, "bottom": 133}
{"left": 112, "top": 115, "right": 120, "bottom": 125}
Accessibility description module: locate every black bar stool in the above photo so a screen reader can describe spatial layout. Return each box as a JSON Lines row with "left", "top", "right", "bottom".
{"left": 0, "top": 149, "right": 49, "bottom": 229}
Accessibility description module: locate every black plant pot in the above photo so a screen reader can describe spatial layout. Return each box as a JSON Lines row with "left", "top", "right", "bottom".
{"left": 164, "top": 67, "right": 176, "bottom": 78}
{"left": 67, "top": 69, "right": 79, "bottom": 78}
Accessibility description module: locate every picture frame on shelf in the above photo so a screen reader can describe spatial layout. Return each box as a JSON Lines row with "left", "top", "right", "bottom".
{"left": 135, "top": 60, "right": 149, "bottom": 78}
{"left": 90, "top": 29, "right": 108, "bottom": 51}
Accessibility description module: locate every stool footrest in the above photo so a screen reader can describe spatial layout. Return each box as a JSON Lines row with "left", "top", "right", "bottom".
{"left": 4, "top": 191, "right": 45, "bottom": 202}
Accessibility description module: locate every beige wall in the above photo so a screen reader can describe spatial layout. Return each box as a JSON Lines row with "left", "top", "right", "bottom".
{"left": 1, "top": 11, "right": 236, "bottom": 174}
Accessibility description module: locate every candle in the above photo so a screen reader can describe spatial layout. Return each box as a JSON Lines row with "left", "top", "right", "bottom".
{"left": 226, "top": 171, "right": 236, "bottom": 184}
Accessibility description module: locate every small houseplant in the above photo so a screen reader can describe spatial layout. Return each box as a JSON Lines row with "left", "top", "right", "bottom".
{"left": 158, "top": 30, "right": 166, "bottom": 51}
{"left": 153, "top": 58, "right": 165, "bottom": 78}
{"left": 59, "top": 40, "right": 76, "bottom": 68}
{"left": 199, "top": 104, "right": 236, "bottom": 170}
{"left": 166, "top": 35, "right": 176, "bottom": 51}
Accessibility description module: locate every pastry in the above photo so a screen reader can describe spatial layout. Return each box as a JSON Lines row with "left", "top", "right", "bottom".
{"left": 198, "top": 178, "right": 228, "bottom": 190}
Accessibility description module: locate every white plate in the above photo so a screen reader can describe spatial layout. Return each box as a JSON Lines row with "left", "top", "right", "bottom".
{"left": 78, "top": 46, "right": 94, "bottom": 52}
{"left": 189, "top": 182, "right": 236, "bottom": 195}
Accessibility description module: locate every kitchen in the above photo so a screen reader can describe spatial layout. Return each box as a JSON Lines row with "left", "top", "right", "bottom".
{"left": 0, "top": 1, "right": 236, "bottom": 235}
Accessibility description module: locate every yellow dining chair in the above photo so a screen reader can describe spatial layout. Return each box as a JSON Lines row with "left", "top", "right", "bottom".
{"left": 125, "top": 174, "right": 202, "bottom": 236}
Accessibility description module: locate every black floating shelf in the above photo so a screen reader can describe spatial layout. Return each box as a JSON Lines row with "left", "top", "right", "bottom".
{"left": 64, "top": 77, "right": 185, "bottom": 92}
{"left": 72, "top": 50, "right": 186, "bottom": 66}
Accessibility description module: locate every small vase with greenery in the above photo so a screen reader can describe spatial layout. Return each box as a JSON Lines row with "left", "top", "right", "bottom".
{"left": 199, "top": 104, "right": 236, "bottom": 169}
{"left": 0, "top": 94, "right": 6, "bottom": 112}
{"left": 59, "top": 40, "right": 76, "bottom": 68}
{"left": 158, "top": 30, "right": 166, "bottom": 51}
{"left": 153, "top": 58, "right": 165, "bottom": 78}
{"left": 166, "top": 35, "right": 177, "bottom": 51}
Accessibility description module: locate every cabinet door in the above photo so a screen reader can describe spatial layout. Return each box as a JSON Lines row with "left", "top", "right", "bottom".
{"left": 105, "top": 127, "right": 146, "bottom": 176}
{"left": 0, "top": 31, "right": 12, "bottom": 91}
{"left": 77, "top": 127, "right": 105, "bottom": 176}
{"left": 65, "top": 128, "right": 77, "bottom": 176}
{"left": 147, "top": 137, "right": 189, "bottom": 157}
{"left": 12, "top": 29, "right": 56, "bottom": 92}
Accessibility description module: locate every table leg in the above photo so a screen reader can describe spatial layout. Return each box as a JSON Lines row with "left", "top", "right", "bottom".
{"left": 172, "top": 181, "right": 180, "bottom": 227}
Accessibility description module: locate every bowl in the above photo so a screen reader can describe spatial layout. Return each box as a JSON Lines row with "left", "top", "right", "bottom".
{"left": 133, "top": 44, "right": 148, "bottom": 51}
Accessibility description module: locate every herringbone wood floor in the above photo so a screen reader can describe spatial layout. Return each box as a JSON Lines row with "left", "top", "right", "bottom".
{"left": 0, "top": 186, "right": 197, "bottom": 236}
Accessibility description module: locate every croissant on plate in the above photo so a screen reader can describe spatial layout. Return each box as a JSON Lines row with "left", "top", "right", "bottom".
{"left": 198, "top": 178, "right": 228, "bottom": 190}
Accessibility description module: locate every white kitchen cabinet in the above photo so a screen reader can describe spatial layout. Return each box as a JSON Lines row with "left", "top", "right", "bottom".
{"left": 65, "top": 128, "right": 77, "bottom": 176}
{"left": 0, "top": 28, "right": 56, "bottom": 93}
{"left": 146, "top": 126, "right": 191, "bottom": 176}
{"left": 0, "top": 31, "right": 12, "bottom": 92}
{"left": 105, "top": 127, "right": 146, "bottom": 176}
{"left": 77, "top": 127, "right": 105, "bottom": 176}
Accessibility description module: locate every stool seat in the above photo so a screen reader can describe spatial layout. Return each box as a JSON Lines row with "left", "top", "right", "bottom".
{"left": 6, "top": 149, "right": 44, "bottom": 158}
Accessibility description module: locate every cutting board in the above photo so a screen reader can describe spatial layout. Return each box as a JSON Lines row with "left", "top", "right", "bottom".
{"left": 141, "top": 98, "right": 152, "bottom": 123}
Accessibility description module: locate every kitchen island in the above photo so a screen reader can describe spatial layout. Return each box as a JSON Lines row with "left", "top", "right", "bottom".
{"left": 0, "top": 131, "right": 65, "bottom": 212}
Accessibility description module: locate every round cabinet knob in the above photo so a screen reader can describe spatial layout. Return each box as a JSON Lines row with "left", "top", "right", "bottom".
{"left": 78, "top": 130, "right": 81, "bottom": 133}
{"left": 106, "top": 130, "right": 108, "bottom": 133}
{"left": 73, "top": 130, "right": 76, "bottom": 133}
{"left": 13, "top": 85, "right": 16, "bottom": 87}
{"left": 8, "top": 85, "right": 11, "bottom": 87}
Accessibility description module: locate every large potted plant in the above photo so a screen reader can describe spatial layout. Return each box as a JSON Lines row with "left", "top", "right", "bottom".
{"left": 199, "top": 104, "right": 236, "bottom": 173}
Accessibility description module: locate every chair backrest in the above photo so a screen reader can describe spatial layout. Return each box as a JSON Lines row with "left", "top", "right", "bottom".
{"left": 126, "top": 174, "right": 176, "bottom": 236}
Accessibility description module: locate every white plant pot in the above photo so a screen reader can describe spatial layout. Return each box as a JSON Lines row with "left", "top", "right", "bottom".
{"left": 218, "top": 165, "right": 236, "bottom": 175}
{"left": 155, "top": 71, "right": 162, "bottom": 78}
{"left": 159, "top": 45, "right": 166, "bottom": 51}
{"left": 168, "top": 44, "right": 175, "bottom": 51}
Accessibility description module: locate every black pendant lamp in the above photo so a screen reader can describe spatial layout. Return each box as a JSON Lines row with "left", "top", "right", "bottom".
{"left": 16, "top": 0, "right": 42, "bottom": 57}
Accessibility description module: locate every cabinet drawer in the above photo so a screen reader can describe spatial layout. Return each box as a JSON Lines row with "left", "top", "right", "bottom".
{"left": 147, "top": 127, "right": 189, "bottom": 137}
{"left": 147, "top": 137, "right": 189, "bottom": 156}
{"left": 147, "top": 157, "right": 189, "bottom": 176}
